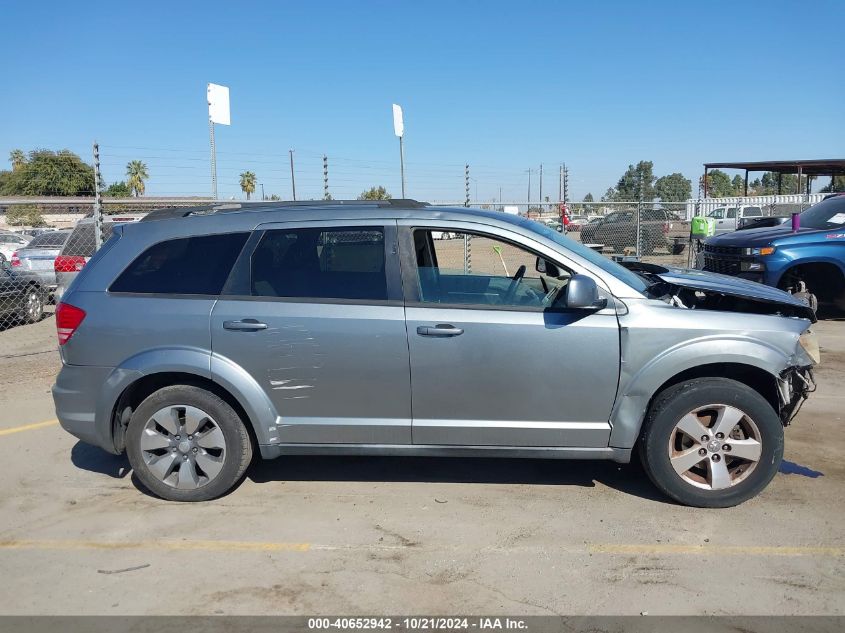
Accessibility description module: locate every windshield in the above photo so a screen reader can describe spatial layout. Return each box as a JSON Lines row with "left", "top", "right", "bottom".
{"left": 798, "top": 196, "right": 845, "bottom": 230}
{"left": 515, "top": 216, "right": 649, "bottom": 293}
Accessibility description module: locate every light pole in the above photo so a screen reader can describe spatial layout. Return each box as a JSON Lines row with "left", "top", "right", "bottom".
{"left": 260, "top": 183, "right": 265, "bottom": 201}
{"left": 207, "top": 83, "right": 230, "bottom": 200}
{"left": 392, "top": 104, "right": 405, "bottom": 198}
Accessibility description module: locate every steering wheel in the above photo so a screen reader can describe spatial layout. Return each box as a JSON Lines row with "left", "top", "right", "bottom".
{"left": 502, "top": 265, "right": 526, "bottom": 304}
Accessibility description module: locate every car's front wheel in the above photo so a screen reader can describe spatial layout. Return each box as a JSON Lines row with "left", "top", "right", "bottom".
{"left": 639, "top": 378, "right": 783, "bottom": 508}
{"left": 125, "top": 385, "right": 253, "bottom": 502}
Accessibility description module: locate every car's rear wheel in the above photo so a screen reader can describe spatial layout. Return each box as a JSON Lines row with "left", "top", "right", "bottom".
{"left": 23, "top": 287, "right": 44, "bottom": 324}
{"left": 639, "top": 378, "right": 783, "bottom": 508}
{"left": 125, "top": 385, "right": 253, "bottom": 502}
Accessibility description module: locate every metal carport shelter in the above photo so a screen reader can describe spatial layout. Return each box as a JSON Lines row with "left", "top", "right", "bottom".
{"left": 703, "top": 159, "right": 845, "bottom": 197}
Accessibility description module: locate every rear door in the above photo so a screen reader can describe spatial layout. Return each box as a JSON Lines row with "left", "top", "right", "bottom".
{"left": 210, "top": 220, "right": 412, "bottom": 444}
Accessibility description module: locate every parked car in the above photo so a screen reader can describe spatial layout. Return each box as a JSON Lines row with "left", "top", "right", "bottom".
{"left": 11, "top": 230, "right": 71, "bottom": 296}
{"left": 579, "top": 209, "right": 687, "bottom": 254}
{"left": 702, "top": 193, "right": 845, "bottom": 311}
{"left": 565, "top": 215, "right": 588, "bottom": 231}
{"left": 53, "top": 200, "right": 817, "bottom": 506}
{"left": 0, "top": 232, "right": 32, "bottom": 263}
{"left": 54, "top": 214, "right": 145, "bottom": 301}
{"left": 0, "top": 262, "right": 46, "bottom": 326}
{"left": 706, "top": 205, "right": 764, "bottom": 234}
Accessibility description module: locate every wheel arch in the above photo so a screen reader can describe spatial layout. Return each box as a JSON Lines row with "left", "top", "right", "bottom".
{"left": 101, "top": 347, "right": 278, "bottom": 454}
{"left": 609, "top": 341, "right": 788, "bottom": 449}
{"left": 774, "top": 259, "right": 845, "bottom": 303}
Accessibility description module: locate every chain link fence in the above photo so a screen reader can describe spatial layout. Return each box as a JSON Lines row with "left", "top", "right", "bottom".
{"left": 0, "top": 193, "right": 828, "bottom": 358}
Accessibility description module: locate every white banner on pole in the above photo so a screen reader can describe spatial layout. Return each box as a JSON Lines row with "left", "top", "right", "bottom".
{"left": 208, "top": 83, "right": 231, "bottom": 126}
{"left": 392, "top": 104, "right": 404, "bottom": 138}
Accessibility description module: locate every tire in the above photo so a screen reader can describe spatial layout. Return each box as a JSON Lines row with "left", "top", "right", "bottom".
{"left": 639, "top": 378, "right": 783, "bottom": 508}
{"left": 126, "top": 385, "right": 253, "bottom": 502}
{"left": 23, "top": 286, "right": 44, "bottom": 324}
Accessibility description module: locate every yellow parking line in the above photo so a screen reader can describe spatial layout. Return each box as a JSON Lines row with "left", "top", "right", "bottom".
{"left": 0, "top": 419, "right": 59, "bottom": 436}
{"left": 0, "top": 539, "right": 310, "bottom": 553}
{"left": 589, "top": 544, "right": 845, "bottom": 557}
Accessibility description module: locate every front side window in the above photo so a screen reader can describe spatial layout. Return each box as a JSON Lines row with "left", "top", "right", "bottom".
{"left": 707, "top": 208, "right": 726, "bottom": 219}
{"left": 251, "top": 226, "right": 387, "bottom": 301}
{"left": 111, "top": 232, "right": 249, "bottom": 295}
{"left": 413, "top": 229, "right": 571, "bottom": 309}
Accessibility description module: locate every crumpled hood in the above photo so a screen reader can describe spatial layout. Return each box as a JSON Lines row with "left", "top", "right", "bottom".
{"left": 656, "top": 267, "right": 815, "bottom": 320}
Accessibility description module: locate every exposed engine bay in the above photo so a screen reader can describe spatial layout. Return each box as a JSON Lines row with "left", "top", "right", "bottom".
{"left": 620, "top": 261, "right": 817, "bottom": 321}
{"left": 778, "top": 365, "right": 816, "bottom": 425}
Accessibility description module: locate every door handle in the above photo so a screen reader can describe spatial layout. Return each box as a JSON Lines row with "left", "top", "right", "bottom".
{"left": 223, "top": 319, "right": 268, "bottom": 331}
{"left": 417, "top": 324, "right": 464, "bottom": 337}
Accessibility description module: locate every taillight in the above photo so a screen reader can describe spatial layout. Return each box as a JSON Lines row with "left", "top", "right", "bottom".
{"left": 10, "top": 251, "right": 20, "bottom": 267}
{"left": 54, "top": 255, "right": 86, "bottom": 273}
{"left": 55, "top": 302, "right": 86, "bottom": 346}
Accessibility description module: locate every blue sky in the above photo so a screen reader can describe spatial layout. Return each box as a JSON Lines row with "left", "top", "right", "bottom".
{"left": 1, "top": 0, "right": 842, "bottom": 202}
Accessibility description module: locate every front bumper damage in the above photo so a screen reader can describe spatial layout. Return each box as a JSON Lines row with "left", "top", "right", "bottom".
{"left": 777, "top": 366, "right": 816, "bottom": 425}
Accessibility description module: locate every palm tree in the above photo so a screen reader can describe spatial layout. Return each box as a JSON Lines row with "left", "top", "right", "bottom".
{"left": 239, "top": 171, "right": 257, "bottom": 200}
{"left": 126, "top": 160, "right": 149, "bottom": 197}
{"left": 9, "top": 149, "right": 26, "bottom": 171}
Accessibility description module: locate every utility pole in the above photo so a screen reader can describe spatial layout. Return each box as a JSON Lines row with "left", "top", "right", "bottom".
{"left": 539, "top": 164, "right": 543, "bottom": 210}
{"left": 465, "top": 165, "right": 470, "bottom": 207}
{"left": 260, "top": 183, "right": 265, "bottom": 201}
{"left": 559, "top": 165, "right": 563, "bottom": 203}
{"left": 527, "top": 169, "right": 532, "bottom": 213}
{"left": 323, "top": 155, "right": 330, "bottom": 200}
{"left": 92, "top": 141, "right": 103, "bottom": 250}
{"left": 289, "top": 149, "right": 296, "bottom": 201}
{"left": 499, "top": 186, "right": 502, "bottom": 210}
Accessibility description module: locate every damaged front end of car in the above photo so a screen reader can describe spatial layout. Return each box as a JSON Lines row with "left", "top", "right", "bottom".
{"left": 778, "top": 329, "right": 819, "bottom": 425}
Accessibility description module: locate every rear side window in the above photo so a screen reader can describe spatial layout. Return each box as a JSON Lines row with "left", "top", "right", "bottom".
{"left": 251, "top": 226, "right": 386, "bottom": 301}
{"left": 111, "top": 232, "right": 249, "bottom": 295}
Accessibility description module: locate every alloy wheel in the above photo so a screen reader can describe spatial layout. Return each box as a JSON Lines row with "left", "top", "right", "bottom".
{"left": 27, "top": 291, "right": 42, "bottom": 322}
{"left": 140, "top": 405, "right": 227, "bottom": 490}
{"left": 668, "top": 404, "right": 763, "bottom": 491}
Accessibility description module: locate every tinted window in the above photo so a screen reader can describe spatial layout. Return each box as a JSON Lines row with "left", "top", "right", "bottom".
{"left": 251, "top": 227, "right": 386, "bottom": 301}
{"left": 111, "top": 232, "right": 248, "bottom": 295}
{"left": 799, "top": 196, "right": 845, "bottom": 229}
{"left": 27, "top": 232, "right": 70, "bottom": 248}
{"left": 744, "top": 207, "right": 762, "bottom": 216}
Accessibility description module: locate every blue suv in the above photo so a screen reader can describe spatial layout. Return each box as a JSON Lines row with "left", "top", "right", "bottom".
{"left": 702, "top": 194, "right": 845, "bottom": 310}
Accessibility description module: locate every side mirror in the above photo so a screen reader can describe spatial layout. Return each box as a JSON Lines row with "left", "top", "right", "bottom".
{"left": 535, "top": 257, "right": 561, "bottom": 278}
{"left": 562, "top": 274, "right": 607, "bottom": 310}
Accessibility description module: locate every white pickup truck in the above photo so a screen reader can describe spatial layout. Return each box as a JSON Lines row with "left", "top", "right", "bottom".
{"left": 706, "top": 205, "right": 764, "bottom": 234}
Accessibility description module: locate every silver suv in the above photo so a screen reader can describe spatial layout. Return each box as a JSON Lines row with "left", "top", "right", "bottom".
{"left": 52, "top": 200, "right": 818, "bottom": 506}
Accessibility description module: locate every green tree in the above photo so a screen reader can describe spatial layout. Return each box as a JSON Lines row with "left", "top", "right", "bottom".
{"left": 269, "top": 194, "right": 281, "bottom": 201}
{"left": 601, "top": 187, "right": 616, "bottom": 202}
{"left": 583, "top": 192, "right": 594, "bottom": 202}
{"left": 655, "top": 173, "right": 692, "bottom": 203}
{"left": 358, "top": 186, "right": 391, "bottom": 200}
{"left": 0, "top": 149, "right": 95, "bottom": 196}
{"left": 731, "top": 175, "right": 745, "bottom": 196}
{"left": 5, "top": 205, "right": 46, "bottom": 227}
{"left": 612, "top": 160, "right": 656, "bottom": 201}
{"left": 104, "top": 181, "right": 131, "bottom": 197}
{"left": 9, "top": 149, "right": 26, "bottom": 171}
{"left": 239, "top": 171, "right": 257, "bottom": 200}
{"left": 126, "top": 160, "right": 149, "bottom": 197}
{"left": 701, "top": 169, "right": 734, "bottom": 197}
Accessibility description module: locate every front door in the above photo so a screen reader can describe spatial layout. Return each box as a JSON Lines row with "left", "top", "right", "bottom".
{"left": 400, "top": 224, "right": 620, "bottom": 447}
{"left": 211, "top": 221, "right": 412, "bottom": 444}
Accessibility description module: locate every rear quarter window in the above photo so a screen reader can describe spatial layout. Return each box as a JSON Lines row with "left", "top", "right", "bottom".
{"left": 110, "top": 232, "right": 249, "bottom": 295}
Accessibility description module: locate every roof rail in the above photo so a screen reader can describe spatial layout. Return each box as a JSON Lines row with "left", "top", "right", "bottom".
{"left": 140, "top": 198, "right": 428, "bottom": 222}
